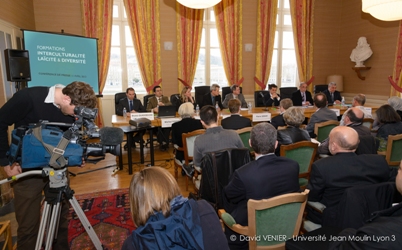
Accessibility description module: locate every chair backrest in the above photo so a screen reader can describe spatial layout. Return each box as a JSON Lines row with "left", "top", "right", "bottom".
{"left": 314, "top": 120, "right": 339, "bottom": 142}
{"left": 114, "top": 92, "right": 127, "bottom": 114}
{"left": 247, "top": 190, "right": 309, "bottom": 249}
{"left": 279, "top": 87, "right": 297, "bottom": 100}
{"left": 199, "top": 148, "right": 251, "bottom": 210}
{"left": 280, "top": 141, "right": 318, "bottom": 186}
{"left": 324, "top": 182, "right": 395, "bottom": 229}
{"left": 254, "top": 90, "right": 269, "bottom": 107}
{"left": 236, "top": 127, "right": 253, "bottom": 153}
{"left": 314, "top": 84, "right": 328, "bottom": 94}
{"left": 194, "top": 86, "right": 211, "bottom": 107}
{"left": 385, "top": 133, "right": 402, "bottom": 166}
{"left": 362, "top": 118, "right": 374, "bottom": 130}
{"left": 143, "top": 94, "right": 155, "bottom": 108}
{"left": 170, "top": 93, "right": 181, "bottom": 111}
{"left": 182, "top": 129, "right": 206, "bottom": 164}
{"left": 222, "top": 86, "right": 242, "bottom": 100}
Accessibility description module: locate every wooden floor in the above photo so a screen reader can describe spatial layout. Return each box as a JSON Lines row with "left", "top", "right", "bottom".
{"left": 69, "top": 144, "right": 196, "bottom": 197}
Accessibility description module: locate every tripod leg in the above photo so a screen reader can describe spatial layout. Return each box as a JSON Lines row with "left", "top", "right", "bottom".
{"left": 44, "top": 202, "right": 61, "bottom": 250}
{"left": 69, "top": 196, "right": 103, "bottom": 250}
{"left": 36, "top": 202, "right": 52, "bottom": 250}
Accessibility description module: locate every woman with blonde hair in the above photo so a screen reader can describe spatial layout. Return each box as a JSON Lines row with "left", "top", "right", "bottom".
{"left": 122, "top": 167, "right": 228, "bottom": 250}
{"left": 180, "top": 86, "right": 195, "bottom": 104}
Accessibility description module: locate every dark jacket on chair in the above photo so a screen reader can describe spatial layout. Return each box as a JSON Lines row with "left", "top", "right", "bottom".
{"left": 171, "top": 118, "right": 203, "bottom": 162}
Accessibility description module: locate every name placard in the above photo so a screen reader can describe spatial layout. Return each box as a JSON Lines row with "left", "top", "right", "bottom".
{"left": 161, "top": 118, "right": 182, "bottom": 128}
{"left": 130, "top": 112, "right": 154, "bottom": 121}
{"left": 330, "top": 109, "right": 340, "bottom": 116}
{"left": 363, "top": 107, "right": 372, "bottom": 114}
{"left": 252, "top": 113, "right": 271, "bottom": 122}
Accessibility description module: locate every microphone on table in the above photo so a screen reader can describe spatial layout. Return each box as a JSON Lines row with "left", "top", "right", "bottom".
{"left": 259, "top": 92, "right": 269, "bottom": 111}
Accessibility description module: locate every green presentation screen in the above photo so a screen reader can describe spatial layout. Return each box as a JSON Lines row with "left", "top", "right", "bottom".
{"left": 23, "top": 30, "right": 99, "bottom": 94}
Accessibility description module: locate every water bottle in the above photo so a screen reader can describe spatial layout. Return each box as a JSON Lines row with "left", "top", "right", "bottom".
{"left": 215, "top": 101, "right": 219, "bottom": 110}
{"left": 123, "top": 107, "right": 127, "bottom": 117}
{"left": 195, "top": 104, "right": 200, "bottom": 115}
{"left": 341, "top": 97, "right": 345, "bottom": 107}
{"left": 248, "top": 101, "right": 252, "bottom": 113}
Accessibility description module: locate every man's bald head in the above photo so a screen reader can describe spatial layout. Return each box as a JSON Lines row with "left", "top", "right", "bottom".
{"left": 344, "top": 107, "right": 364, "bottom": 125}
{"left": 329, "top": 126, "right": 359, "bottom": 154}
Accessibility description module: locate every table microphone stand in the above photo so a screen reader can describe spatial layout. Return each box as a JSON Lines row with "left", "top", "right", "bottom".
{"left": 0, "top": 167, "right": 103, "bottom": 250}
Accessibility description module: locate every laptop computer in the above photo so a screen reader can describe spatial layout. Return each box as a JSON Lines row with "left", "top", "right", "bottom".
{"left": 157, "top": 105, "right": 177, "bottom": 118}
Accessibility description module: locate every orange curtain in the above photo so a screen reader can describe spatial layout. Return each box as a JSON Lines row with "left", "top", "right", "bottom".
{"left": 254, "top": 0, "right": 278, "bottom": 90}
{"left": 176, "top": 3, "right": 204, "bottom": 91}
{"left": 214, "top": 0, "right": 243, "bottom": 87}
{"left": 124, "top": 0, "right": 161, "bottom": 94}
{"left": 81, "top": 0, "right": 113, "bottom": 127}
{"left": 290, "top": 0, "right": 315, "bottom": 92}
{"left": 389, "top": 21, "right": 402, "bottom": 97}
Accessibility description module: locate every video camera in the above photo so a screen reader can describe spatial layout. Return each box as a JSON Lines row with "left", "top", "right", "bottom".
{"left": 7, "top": 107, "right": 124, "bottom": 169}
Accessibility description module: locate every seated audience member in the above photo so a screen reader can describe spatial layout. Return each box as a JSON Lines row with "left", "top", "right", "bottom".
{"left": 307, "top": 126, "right": 390, "bottom": 225}
{"left": 339, "top": 93, "right": 372, "bottom": 125}
{"left": 223, "top": 122, "right": 300, "bottom": 250}
{"left": 322, "top": 82, "right": 342, "bottom": 105}
{"left": 146, "top": 85, "right": 172, "bottom": 151}
{"left": 270, "top": 98, "right": 293, "bottom": 129}
{"left": 177, "top": 86, "right": 195, "bottom": 110}
{"left": 201, "top": 83, "right": 224, "bottom": 110}
{"left": 122, "top": 167, "right": 229, "bottom": 250}
{"left": 171, "top": 103, "right": 203, "bottom": 168}
{"left": 318, "top": 107, "right": 376, "bottom": 155}
{"left": 306, "top": 93, "right": 338, "bottom": 138}
{"left": 375, "top": 104, "right": 402, "bottom": 151}
{"left": 222, "top": 84, "right": 247, "bottom": 109}
{"left": 329, "top": 160, "right": 402, "bottom": 250}
{"left": 276, "top": 107, "right": 311, "bottom": 155}
{"left": 388, "top": 96, "right": 402, "bottom": 120}
{"left": 263, "top": 84, "right": 281, "bottom": 107}
{"left": 182, "top": 105, "right": 244, "bottom": 177}
{"left": 291, "top": 82, "right": 313, "bottom": 106}
{"left": 221, "top": 99, "right": 252, "bottom": 130}
{"left": 117, "top": 87, "right": 146, "bottom": 148}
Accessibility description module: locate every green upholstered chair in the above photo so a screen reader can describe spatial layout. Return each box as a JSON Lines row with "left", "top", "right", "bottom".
{"left": 236, "top": 127, "right": 254, "bottom": 156}
{"left": 219, "top": 190, "right": 309, "bottom": 250}
{"left": 280, "top": 141, "right": 318, "bottom": 190}
{"left": 314, "top": 120, "right": 339, "bottom": 142}
{"left": 385, "top": 133, "right": 402, "bottom": 166}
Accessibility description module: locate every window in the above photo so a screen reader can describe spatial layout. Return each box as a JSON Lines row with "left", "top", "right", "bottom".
{"left": 268, "top": 0, "right": 298, "bottom": 89}
{"left": 103, "top": 0, "right": 145, "bottom": 95}
{"left": 194, "top": 9, "right": 227, "bottom": 88}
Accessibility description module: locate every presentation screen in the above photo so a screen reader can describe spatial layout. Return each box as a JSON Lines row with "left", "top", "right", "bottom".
{"left": 23, "top": 30, "right": 99, "bottom": 94}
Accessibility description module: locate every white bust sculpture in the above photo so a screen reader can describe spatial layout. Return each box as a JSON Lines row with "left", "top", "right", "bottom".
{"left": 350, "top": 37, "right": 373, "bottom": 67}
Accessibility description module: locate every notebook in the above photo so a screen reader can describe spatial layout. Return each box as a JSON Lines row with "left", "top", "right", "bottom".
{"left": 157, "top": 105, "right": 177, "bottom": 118}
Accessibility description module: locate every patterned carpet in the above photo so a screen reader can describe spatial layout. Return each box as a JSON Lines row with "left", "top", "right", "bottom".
{"left": 68, "top": 188, "right": 135, "bottom": 250}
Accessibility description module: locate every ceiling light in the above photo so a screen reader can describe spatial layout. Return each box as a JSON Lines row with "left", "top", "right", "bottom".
{"left": 362, "top": 0, "right": 402, "bottom": 21}
{"left": 177, "top": 0, "right": 222, "bottom": 9}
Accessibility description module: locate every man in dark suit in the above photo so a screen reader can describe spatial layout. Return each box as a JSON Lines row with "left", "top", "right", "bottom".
{"left": 329, "top": 160, "right": 402, "bottom": 250}
{"left": 291, "top": 82, "right": 314, "bottom": 106}
{"left": 201, "top": 83, "right": 224, "bottom": 110}
{"left": 322, "top": 82, "right": 342, "bottom": 105}
{"left": 222, "top": 84, "right": 247, "bottom": 109}
{"left": 221, "top": 99, "right": 251, "bottom": 130}
{"left": 307, "top": 126, "right": 390, "bottom": 225}
{"left": 263, "top": 84, "right": 281, "bottom": 107}
{"left": 270, "top": 98, "right": 293, "bottom": 129}
{"left": 223, "top": 122, "right": 300, "bottom": 249}
{"left": 306, "top": 93, "right": 338, "bottom": 137}
{"left": 116, "top": 87, "right": 146, "bottom": 116}
{"left": 117, "top": 87, "right": 146, "bottom": 148}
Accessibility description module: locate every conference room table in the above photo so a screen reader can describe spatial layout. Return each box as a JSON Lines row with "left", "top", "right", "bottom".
{"left": 111, "top": 104, "right": 379, "bottom": 128}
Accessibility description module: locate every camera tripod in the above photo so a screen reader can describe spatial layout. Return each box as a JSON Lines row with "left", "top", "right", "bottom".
{"left": 0, "top": 167, "right": 103, "bottom": 250}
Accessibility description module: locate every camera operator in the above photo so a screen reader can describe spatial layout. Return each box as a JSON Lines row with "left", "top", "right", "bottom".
{"left": 0, "top": 81, "right": 97, "bottom": 250}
